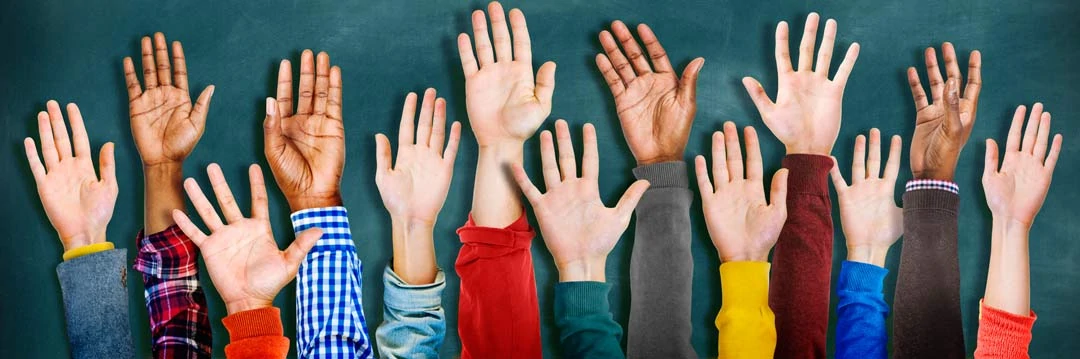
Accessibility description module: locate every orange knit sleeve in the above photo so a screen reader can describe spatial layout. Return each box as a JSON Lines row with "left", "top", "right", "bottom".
{"left": 222, "top": 307, "right": 291, "bottom": 359}
{"left": 975, "top": 300, "right": 1037, "bottom": 359}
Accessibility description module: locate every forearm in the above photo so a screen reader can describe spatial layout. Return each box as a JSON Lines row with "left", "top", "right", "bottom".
{"left": 391, "top": 218, "right": 437, "bottom": 285}
{"left": 144, "top": 163, "right": 185, "bottom": 234}
{"left": 835, "top": 261, "right": 889, "bottom": 359}
{"left": 555, "top": 281, "right": 625, "bottom": 359}
{"left": 984, "top": 217, "right": 1031, "bottom": 316}
{"left": 626, "top": 161, "right": 694, "bottom": 358}
{"left": 376, "top": 265, "right": 447, "bottom": 359}
{"left": 471, "top": 144, "right": 525, "bottom": 227}
{"left": 56, "top": 249, "right": 136, "bottom": 359}
{"left": 716, "top": 261, "right": 776, "bottom": 358}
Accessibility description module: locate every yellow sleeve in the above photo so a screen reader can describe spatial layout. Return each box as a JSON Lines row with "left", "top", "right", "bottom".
{"left": 62, "top": 242, "right": 115, "bottom": 261}
{"left": 716, "top": 261, "right": 776, "bottom": 358}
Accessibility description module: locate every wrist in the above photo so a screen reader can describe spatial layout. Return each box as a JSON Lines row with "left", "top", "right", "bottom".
{"left": 846, "top": 244, "right": 890, "bottom": 266}
{"left": 225, "top": 297, "right": 274, "bottom": 315}
{"left": 557, "top": 257, "right": 607, "bottom": 282}
{"left": 478, "top": 141, "right": 525, "bottom": 161}
{"left": 61, "top": 231, "right": 106, "bottom": 252}
{"left": 913, "top": 166, "right": 957, "bottom": 181}
{"left": 390, "top": 217, "right": 438, "bottom": 284}
{"left": 636, "top": 153, "right": 683, "bottom": 166}
{"left": 143, "top": 161, "right": 184, "bottom": 177}
{"left": 992, "top": 215, "right": 1034, "bottom": 236}
{"left": 289, "top": 193, "right": 343, "bottom": 212}
{"left": 718, "top": 249, "right": 769, "bottom": 263}
{"left": 784, "top": 143, "right": 831, "bottom": 156}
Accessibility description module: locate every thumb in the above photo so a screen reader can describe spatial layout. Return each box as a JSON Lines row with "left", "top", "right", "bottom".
{"left": 98, "top": 142, "right": 118, "bottom": 190}
{"left": 284, "top": 227, "right": 323, "bottom": 270}
{"left": 944, "top": 78, "right": 962, "bottom": 135}
{"left": 264, "top": 97, "right": 286, "bottom": 160}
{"left": 374, "top": 133, "right": 393, "bottom": 174}
{"left": 191, "top": 85, "right": 215, "bottom": 129}
{"left": 677, "top": 57, "right": 704, "bottom": 103}
{"left": 742, "top": 77, "right": 775, "bottom": 115}
{"left": 535, "top": 61, "right": 557, "bottom": 111}
{"left": 615, "top": 179, "right": 651, "bottom": 220}
{"left": 983, "top": 138, "right": 999, "bottom": 181}
{"left": 770, "top": 168, "right": 790, "bottom": 211}
{"left": 828, "top": 156, "right": 847, "bottom": 194}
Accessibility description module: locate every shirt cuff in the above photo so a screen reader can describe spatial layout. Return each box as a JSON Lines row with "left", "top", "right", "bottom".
{"left": 632, "top": 161, "right": 689, "bottom": 189}
{"left": 223, "top": 307, "right": 285, "bottom": 340}
{"left": 719, "top": 261, "right": 770, "bottom": 308}
{"left": 905, "top": 179, "right": 959, "bottom": 194}
{"left": 383, "top": 264, "right": 446, "bottom": 311}
{"left": 554, "top": 281, "right": 611, "bottom": 318}
{"left": 782, "top": 154, "right": 833, "bottom": 195}
{"left": 456, "top": 212, "right": 534, "bottom": 249}
{"left": 838, "top": 260, "right": 888, "bottom": 294}
{"left": 291, "top": 206, "right": 354, "bottom": 250}
{"left": 132, "top": 225, "right": 199, "bottom": 278}
{"left": 62, "top": 242, "right": 115, "bottom": 261}
{"left": 978, "top": 300, "right": 1037, "bottom": 349}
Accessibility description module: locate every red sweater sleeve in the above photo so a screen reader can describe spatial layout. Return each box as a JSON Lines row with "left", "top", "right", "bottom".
{"left": 222, "top": 307, "right": 291, "bottom": 359}
{"left": 455, "top": 214, "right": 541, "bottom": 359}
{"left": 769, "top": 154, "right": 834, "bottom": 359}
{"left": 975, "top": 301, "right": 1037, "bottom": 359}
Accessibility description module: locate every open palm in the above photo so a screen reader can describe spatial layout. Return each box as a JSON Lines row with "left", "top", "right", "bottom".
{"left": 830, "top": 129, "right": 904, "bottom": 263}
{"left": 907, "top": 43, "right": 982, "bottom": 180}
{"left": 983, "top": 105, "right": 1063, "bottom": 226}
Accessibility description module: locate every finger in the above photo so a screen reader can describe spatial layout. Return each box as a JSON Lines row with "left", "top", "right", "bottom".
{"left": 443, "top": 122, "right": 462, "bottom": 164}
{"left": 1005, "top": 105, "right": 1025, "bottom": 152}
{"left": 1033, "top": 112, "right": 1052, "bottom": 160}
{"left": 47, "top": 101, "right": 73, "bottom": 160}
{"left": 852, "top": 134, "right": 866, "bottom": 183}
{"left": 36, "top": 111, "right": 59, "bottom": 169}
{"left": 430, "top": 98, "right": 447, "bottom": 152}
{"left": 925, "top": 47, "right": 944, "bottom": 103}
{"left": 833, "top": 43, "right": 860, "bottom": 86}
{"left": 509, "top": 9, "right": 532, "bottom": 63}
{"left": 595, "top": 54, "right": 626, "bottom": 97}
{"left": 944, "top": 78, "right": 962, "bottom": 135}
{"left": 615, "top": 179, "right": 651, "bottom": 219}
{"left": 797, "top": 13, "right": 820, "bottom": 72}
{"left": 276, "top": 60, "right": 294, "bottom": 117}
{"left": 742, "top": 77, "right": 775, "bottom": 113}
{"left": 23, "top": 138, "right": 46, "bottom": 182}
{"left": 775, "top": 21, "right": 794, "bottom": 73}
{"left": 296, "top": 50, "right": 315, "bottom": 115}
{"left": 599, "top": 30, "right": 636, "bottom": 83}
{"left": 183, "top": 177, "right": 224, "bottom": 231}
{"left": 983, "top": 139, "right": 1000, "bottom": 179}
{"left": 723, "top": 122, "right": 744, "bottom": 180}
{"left": 535, "top": 61, "right": 556, "bottom": 110}
{"left": 457, "top": 34, "right": 479, "bottom": 76}
{"left": 637, "top": 23, "right": 673, "bottom": 73}
{"left": 207, "top": 163, "right": 244, "bottom": 223}
{"left": 511, "top": 163, "right": 542, "bottom": 204}
{"left": 488, "top": 2, "right": 512, "bottom": 62}
{"left": 611, "top": 20, "right": 652, "bottom": 75}
{"left": 884, "top": 135, "right": 902, "bottom": 182}
{"left": 285, "top": 227, "right": 324, "bottom": 269}
{"left": 942, "top": 42, "right": 962, "bottom": 81}
{"left": 415, "top": 88, "right": 436, "bottom": 147}
{"left": 398, "top": 92, "right": 417, "bottom": 146}
{"left": 471, "top": 10, "right": 495, "bottom": 66}
{"left": 677, "top": 58, "right": 704, "bottom": 103}
{"left": 964, "top": 50, "right": 982, "bottom": 101}
{"left": 98, "top": 143, "right": 117, "bottom": 188}
{"left": 867, "top": 129, "right": 882, "bottom": 178}
{"left": 694, "top": 155, "right": 714, "bottom": 194}
{"left": 815, "top": 19, "right": 836, "bottom": 76}
{"left": 375, "top": 133, "right": 393, "bottom": 173}
{"left": 555, "top": 120, "right": 577, "bottom": 179}
{"left": 710, "top": 131, "right": 727, "bottom": 186}
{"left": 66, "top": 103, "right": 91, "bottom": 158}
{"left": 191, "top": 85, "right": 215, "bottom": 129}
{"left": 539, "top": 130, "right": 561, "bottom": 188}
{"left": 153, "top": 33, "right": 172, "bottom": 86}
{"left": 328, "top": 66, "right": 343, "bottom": 120}
{"left": 171, "top": 209, "right": 208, "bottom": 246}
{"left": 744, "top": 126, "right": 763, "bottom": 181}
{"left": 582, "top": 123, "right": 599, "bottom": 180}
{"left": 248, "top": 164, "right": 269, "bottom": 219}
{"left": 1021, "top": 103, "right": 1043, "bottom": 154}
{"left": 1044, "top": 134, "right": 1063, "bottom": 171}
{"left": 140, "top": 36, "right": 158, "bottom": 89}
{"left": 172, "top": 41, "right": 188, "bottom": 91}
{"left": 263, "top": 98, "right": 286, "bottom": 160}
{"left": 770, "top": 168, "right": 790, "bottom": 209}
{"left": 907, "top": 67, "right": 929, "bottom": 109}
{"left": 829, "top": 157, "right": 848, "bottom": 193}
{"left": 123, "top": 57, "right": 142, "bottom": 100}
{"left": 313, "top": 52, "right": 331, "bottom": 115}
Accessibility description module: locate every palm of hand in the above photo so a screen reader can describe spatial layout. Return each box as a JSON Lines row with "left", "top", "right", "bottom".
{"left": 837, "top": 181, "right": 902, "bottom": 248}
{"left": 130, "top": 87, "right": 201, "bottom": 165}
{"left": 198, "top": 219, "right": 292, "bottom": 306}
{"left": 705, "top": 182, "right": 782, "bottom": 261}
{"left": 984, "top": 153, "right": 1051, "bottom": 224}
{"left": 466, "top": 62, "right": 549, "bottom": 145}
{"left": 617, "top": 73, "right": 692, "bottom": 162}
{"left": 910, "top": 99, "right": 975, "bottom": 177}
{"left": 39, "top": 160, "right": 117, "bottom": 244}
{"left": 376, "top": 146, "right": 452, "bottom": 224}
{"left": 534, "top": 181, "right": 623, "bottom": 265}
{"left": 766, "top": 74, "right": 843, "bottom": 154}
{"left": 271, "top": 114, "right": 344, "bottom": 199}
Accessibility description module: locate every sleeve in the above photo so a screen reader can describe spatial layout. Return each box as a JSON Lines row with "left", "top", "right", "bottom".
{"left": 375, "top": 263, "right": 446, "bottom": 359}
{"left": 974, "top": 300, "right": 1036, "bottom": 359}
{"left": 768, "top": 154, "right": 834, "bottom": 359}
{"left": 893, "top": 181, "right": 965, "bottom": 358}
{"left": 716, "top": 261, "right": 776, "bottom": 358}
{"left": 626, "top": 161, "right": 695, "bottom": 358}
{"left": 55, "top": 248, "right": 136, "bottom": 359}
{"left": 454, "top": 213, "right": 541, "bottom": 359}
{"left": 132, "top": 225, "right": 213, "bottom": 358}
{"left": 222, "top": 307, "right": 291, "bottom": 359}
{"left": 292, "top": 207, "right": 374, "bottom": 358}
{"left": 554, "top": 281, "right": 625, "bottom": 359}
{"left": 835, "top": 260, "right": 889, "bottom": 359}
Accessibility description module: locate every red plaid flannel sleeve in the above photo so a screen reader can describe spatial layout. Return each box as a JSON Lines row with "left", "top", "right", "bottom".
{"left": 133, "top": 225, "right": 213, "bottom": 358}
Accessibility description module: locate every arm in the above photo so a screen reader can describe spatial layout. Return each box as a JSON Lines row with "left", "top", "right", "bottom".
{"left": 24, "top": 101, "right": 132, "bottom": 358}
{"left": 372, "top": 89, "right": 461, "bottom": 357}
{"left": 124, "top": 32, "right": 215, "bottom": 358}
{"left": 453, "top": 2, "right": 556, "bottom": 357}
{"left": 830, "top": 130, "right": 904, "bottom": 359}
{"left": 593, "top": 20, "right": 703, "bottom": 358}
{"left": 695, "top": 123, "right": 788, "bottom": 357}
{"left": 974, "top": 104, "right": 1062, "bottom": 358}
{"left": 894, "top": 43, "right": 982, "bottom": 359}
{"left": 510, "top": 120, "right": 649, "bottom": 359}
{"left": 742, "top": 13, "right": 859, "bottom": 358}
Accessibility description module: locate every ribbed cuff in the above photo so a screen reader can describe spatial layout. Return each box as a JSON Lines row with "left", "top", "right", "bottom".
{"left": 62, "top": 242, "right": 115, "bottom": 261}
{"left": 902, "top": 188, "right": 960, "bottom": 213}
{"left": 782, "top": 154, "right": 833, "bottom": 195}
{"left": 383, "top": 264, "right": 446, "bottom": 310}
{"left": 839, "top": 261, "right": 888, "bottom": 293}
{"left": 719, "top": 261, "right": 770, "bottom": 308}
{"left": 632, "top": 161, "right": 689, "bottom": 188}
{"left": 554, "top": 281, "right": 611, "bottom": 318}
{"left": 222, "top": 307, "right": 284, "bottom": 340}
{"left": 978, "top": 300, "right": 1036, "bottom": 350}
{"left": 457, "top": 212, "right": 534, "bottom": 249}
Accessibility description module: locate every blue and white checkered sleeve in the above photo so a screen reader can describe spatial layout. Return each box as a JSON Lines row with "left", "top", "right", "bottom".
{"left": 905, "top": 179, "right": 960, "bottom": 194}
{"left": 291, "top": 207, "right": 374, "bottom": 359}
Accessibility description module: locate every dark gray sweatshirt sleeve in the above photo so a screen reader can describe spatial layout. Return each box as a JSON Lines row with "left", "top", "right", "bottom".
{"left": 626, "top": 161, "right": 695, "bottom": 358}
{"left": 55, "top": 248, "right": 136, "bottom": 359}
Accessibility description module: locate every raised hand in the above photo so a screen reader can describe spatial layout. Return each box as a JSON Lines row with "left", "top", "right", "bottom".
{"left": 511, "top": 120, "right": 650, "bottom": 282}
{"left": 908, "top": 43, "right": 982, "bottom": 180}
{"left": 457, "top": 1, "right": 555, "bottom": 148}
{"left": 743, "top": 13, "right": 859, "bottom": 155}
{"left": 983, "top": 104, "right": 1063, "bottom": 227}
{"left": 172, "top": 164, "right": 322, "bottom": 314}
{"left": 375, "top": 89, "right": 462, "bottom": 284}
{"left": 124, "top": 32, "right": 214, "bottom": 167}
{"left": 24, "top": 101, "right": 118, "bottom": 252}
{"left": 830, "top": 129, "right": 903, "bottom": 266}
{"left": 265, "top": 50, "right": 345, "bottom": 211}
{"left": 595, "top": 21, "right": 704, "bottom": 165}
{"left": 695, "top": 122, "right": 788, "bottom": 262}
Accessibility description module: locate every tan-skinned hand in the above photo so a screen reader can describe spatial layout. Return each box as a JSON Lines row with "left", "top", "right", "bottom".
{"left": 695, "top": 122, "right": 788, "bottom": 262}
{"left": 743, "top": 13, "right": 860, "bottom": 156}
{"left": 907, "top": 43, "right": 982, "bottom": 181}
{"left": 595, "top": 21, "right": 704, "bottom": 165}
{"left": 983, "top": 104, "right": 1063, "bottom": 228}
{"left": 830, "top": 129, "right": 903, "bottom": 267}
{"left": 173, "top": 164, "right": 322, "bottom": 315}
{"left": 25, "top": 101, "right": 118, "bottom": 252}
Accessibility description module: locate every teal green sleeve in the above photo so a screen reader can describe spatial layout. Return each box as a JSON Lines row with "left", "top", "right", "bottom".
{"left": 554, "top": 281, "right": 624, "bottom": 359}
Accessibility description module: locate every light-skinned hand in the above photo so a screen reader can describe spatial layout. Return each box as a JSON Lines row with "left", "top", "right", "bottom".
{"left": 830, "top": 129, "right": 903, "bottom": 266}
{"left": 983, "top": 104, "right": 1063, "bottom": 228}
{"left": 907, "top": 43, "right": 982, "bottom": 181}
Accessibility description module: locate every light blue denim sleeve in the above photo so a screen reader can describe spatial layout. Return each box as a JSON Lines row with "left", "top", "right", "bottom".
{"left": 375, "top": 264, "right": 446, "bottom": 359}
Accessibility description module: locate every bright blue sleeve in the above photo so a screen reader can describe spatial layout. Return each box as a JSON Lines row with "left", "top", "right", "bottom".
{"left": 835, "top": 260, "right": 889, "bottom": 359}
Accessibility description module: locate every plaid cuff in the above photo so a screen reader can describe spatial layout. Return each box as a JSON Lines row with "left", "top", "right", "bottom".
{"left": 905, "top": 179, "right": 959, "bottom": 194}
{"left": 134, "top": 225, "right": 200, "bottom": 279}
{"left": 291, "top": 206, "right": 355, "bottom": 251}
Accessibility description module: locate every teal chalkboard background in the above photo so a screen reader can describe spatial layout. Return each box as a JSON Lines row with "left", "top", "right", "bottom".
{"left": 1, "top": 0, "right": 1077, "bottom": 357}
